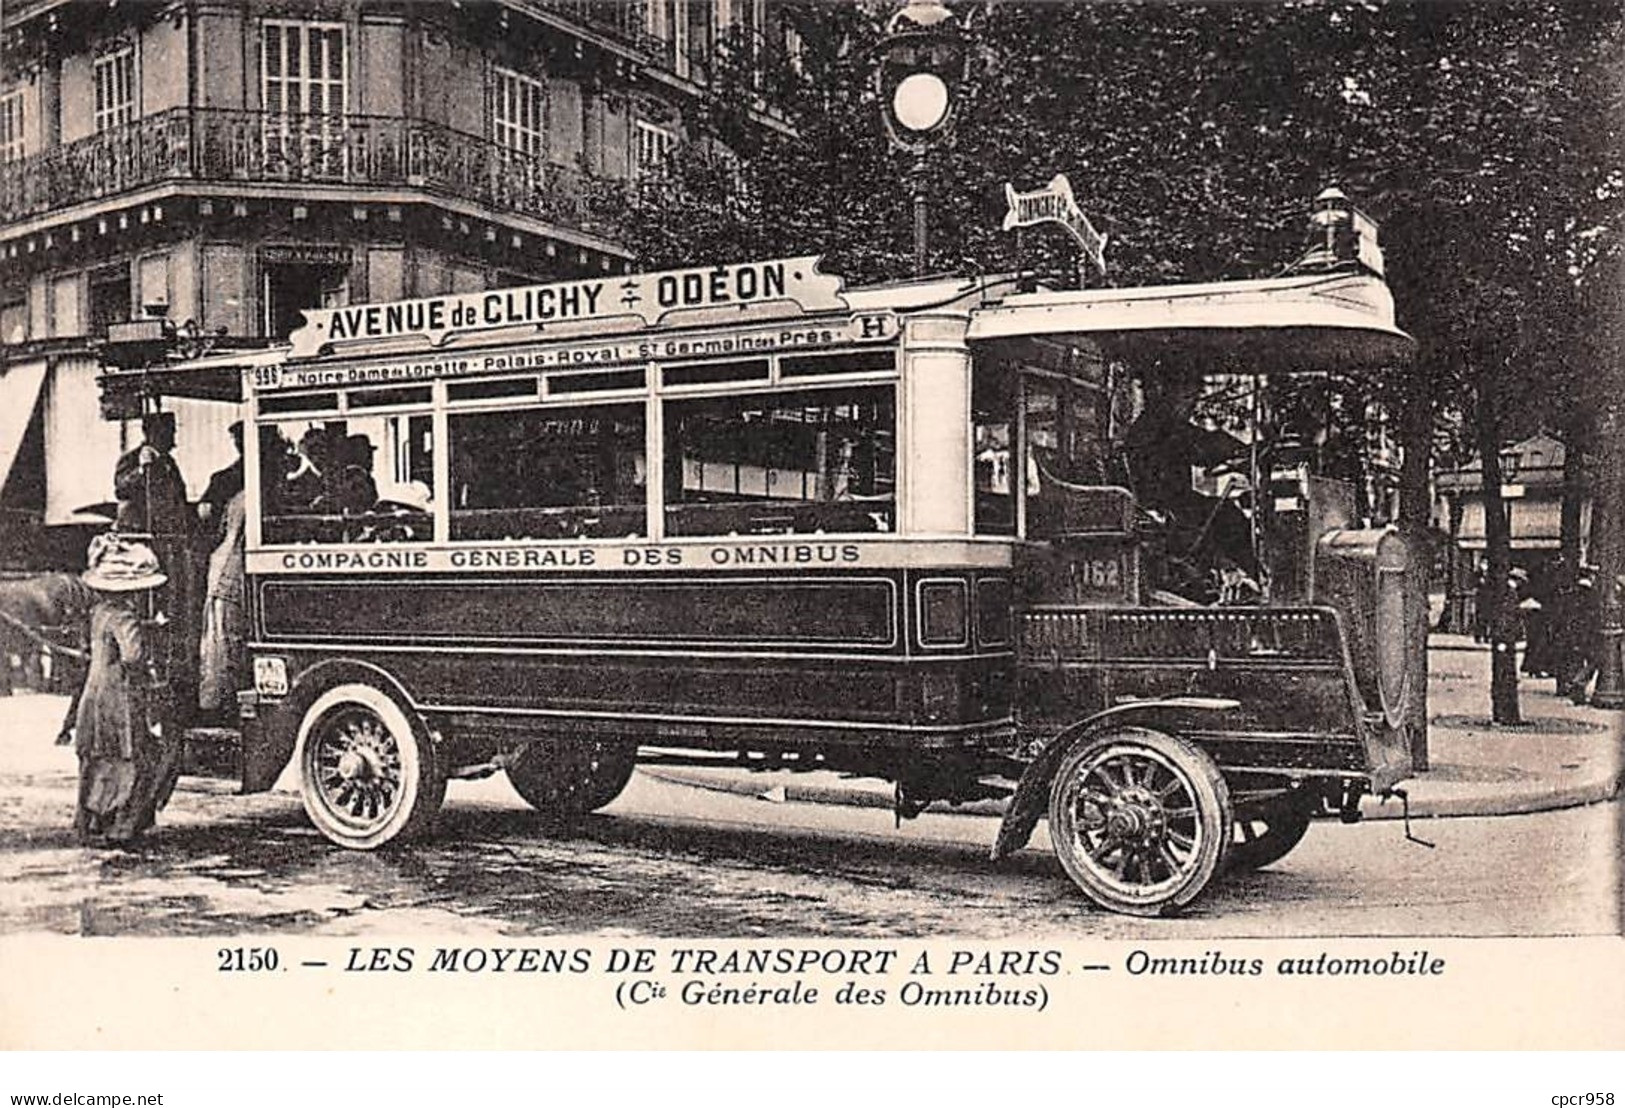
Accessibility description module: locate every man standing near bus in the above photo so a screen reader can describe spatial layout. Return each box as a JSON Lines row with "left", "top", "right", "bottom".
{"left": 112, "top": 411, "right": 199, "bottom": 722}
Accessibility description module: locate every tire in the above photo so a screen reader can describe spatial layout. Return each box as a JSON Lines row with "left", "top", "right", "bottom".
{"left": 1228, "top": 794, "right": 1314, "bottom": 872}
{"left": 1048, "top": 727, "right": 1231, "bottom": 917}
{"left": 296, "top": 682, "right": 445, "bottom": 849}
{"left": 507, "top": 737, "right": 637, "bottom": 821}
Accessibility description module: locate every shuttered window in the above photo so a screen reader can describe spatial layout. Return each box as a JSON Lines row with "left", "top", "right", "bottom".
{"left": 262, "top": 21, "right": 346, "bottom": 116}
{"left": 632, "top": 121, "right": 676, "bottom": 181}
{"left": 93, "top": 47, "right": 137, "bottom": 132}
{"left": 0, "top": 91, "right": 23, "bottom": 163}
{"left": 493, "top": 67, "right": 547, "bottom": 159}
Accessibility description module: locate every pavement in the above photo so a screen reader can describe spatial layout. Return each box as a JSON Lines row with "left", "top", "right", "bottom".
{"left": 641, "top": 634, "right": 1624, "bottom": 822}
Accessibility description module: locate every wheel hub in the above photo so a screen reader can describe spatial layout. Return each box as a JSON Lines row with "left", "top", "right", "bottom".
{"left": 336, "top": 749, "right": 375, "bottom": 782}
{"left": 1102, "top": 786, "right": 1167, "bottom": 846}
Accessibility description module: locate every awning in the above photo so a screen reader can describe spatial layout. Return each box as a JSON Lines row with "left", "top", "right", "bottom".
{"left": 0, "top": 360, "right": 48, "bottom": 493}
{"left": 1455, "top": 496, "right": 1585, "bottom": 551}
{"left": 968, "top": 271, "right": 1414, "bottom": 375}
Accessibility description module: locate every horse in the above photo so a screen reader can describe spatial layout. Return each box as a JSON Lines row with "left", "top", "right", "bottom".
{"left": 0, "top": 572, "right": 94, "bottom": 743}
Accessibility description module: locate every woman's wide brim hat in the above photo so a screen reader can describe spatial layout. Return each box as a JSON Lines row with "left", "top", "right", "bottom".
{"left": 82, "top": 534, "right": 168, "bottom": 592}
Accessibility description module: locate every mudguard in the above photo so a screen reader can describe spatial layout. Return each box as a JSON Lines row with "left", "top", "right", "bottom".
{"left": 241, "top": 656, "right": 425, "bottom": 793}
{"left": 990, "top": 696, "right": 1239, "bottom": 861}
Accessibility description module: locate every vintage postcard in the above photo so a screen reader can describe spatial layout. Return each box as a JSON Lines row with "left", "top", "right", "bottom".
{"left": 0, "top": 0, "right": 1620, "bottom": 1065}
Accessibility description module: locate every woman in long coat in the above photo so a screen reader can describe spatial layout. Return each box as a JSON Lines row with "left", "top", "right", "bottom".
{"left": 75, "top": 537, "right": 181, "bottom": 846}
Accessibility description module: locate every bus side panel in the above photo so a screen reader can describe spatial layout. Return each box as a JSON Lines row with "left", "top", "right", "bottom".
{"left": 1017, "top": 607, "right": 1372, "bottom": 777}
{"left": 242, "top": 568, "right": 1016, "bottom": 772}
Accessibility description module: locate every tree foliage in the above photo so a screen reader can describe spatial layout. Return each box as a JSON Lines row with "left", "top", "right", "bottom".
{"left": 620, "top": 0, "right": 1625, "bottom": 719}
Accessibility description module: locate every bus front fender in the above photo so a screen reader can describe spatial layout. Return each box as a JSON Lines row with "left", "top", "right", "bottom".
{"left": 990, "top": 697, "right": 1239, "bottom": 862}
{"left": 241, "top": 657, "right": 424, "bottom": 794}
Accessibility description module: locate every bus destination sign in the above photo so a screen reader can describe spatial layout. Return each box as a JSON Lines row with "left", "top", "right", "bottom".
{"left": 258, "top": 313, "right": 900, "bottom": 392}
{"left": 287, "top": 255, "right": 847, "bottom": 358}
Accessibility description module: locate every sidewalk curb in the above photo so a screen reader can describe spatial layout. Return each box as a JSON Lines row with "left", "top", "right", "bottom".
{"left": 639, "top": 760, "right": 1624, "bottom": 822}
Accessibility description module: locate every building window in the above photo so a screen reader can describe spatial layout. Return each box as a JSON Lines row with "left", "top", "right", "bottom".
{"left": 1, "top": 295, "right": 26, "bottom": 345}
{"left": 87, "top": 264, "right": 132, "bottom": 334}
{"left": 643, "top": 0, "right": 692, "bottom": 77}
{"left": 632, "top": 120, "right": 676, "bottom": 182}
{"left": 93, "top": 46, "right": 137, "bottom": 132}
{"left": 262, "top": 21, "right": 347, "bottom": 178}
{"left": 0, "top": 91, "right": 24, "bottom": 163}
{"left": 493, "top": 68, "right": 546, "bottom": 160}
{"left": 263, "top": 258, "right": 349, "bottom": 340}
{"left": 263, "top": 21, "right": 346, "bottom": 115}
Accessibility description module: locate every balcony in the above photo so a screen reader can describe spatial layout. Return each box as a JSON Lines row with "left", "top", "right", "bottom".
{"left": 0, "top": 108, "right": 634, "bottom": 247}
{"left": 529, "top": 0, "right": 650, "bottom": 46}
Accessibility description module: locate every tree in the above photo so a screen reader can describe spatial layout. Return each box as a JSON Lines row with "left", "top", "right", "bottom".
{"left": 624, "top": 0, "right": 1625, "bottom": 724}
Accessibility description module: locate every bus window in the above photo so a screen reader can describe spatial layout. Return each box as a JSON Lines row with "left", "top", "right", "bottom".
{"left": 448, "top": 402, "right": 646, "bottom": 541}
{"left": 259, "top": 414, "right": 434, "bottom": 545}
{"left": 1023, "top": 374, "right": 1107, "bottom": 539}
{"left": 973, "top": 358, "right": 1016, "bottom": 536}
{"left": 663, "top": 385, "right": 895, "bottom": 537}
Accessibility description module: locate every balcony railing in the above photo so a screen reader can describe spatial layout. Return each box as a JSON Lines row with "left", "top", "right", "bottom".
{"left": 530, "top": 0, "right": 649, "bottom": 44}
{"left": 0, "top": 108, "right": 633, "bottom": 242}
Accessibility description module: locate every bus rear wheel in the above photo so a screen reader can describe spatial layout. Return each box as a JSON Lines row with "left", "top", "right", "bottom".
{"left": 1048, "top": 728, "right": 1231, "bottom": 917}
{"left": 1228, "top": 793, "right": 1314, "bottom": 872}
{"left": 507, "top": 737, "right": 637, "bottom": 822}
{"left": 297, "top": 683, "right": 445, "bottom": 849}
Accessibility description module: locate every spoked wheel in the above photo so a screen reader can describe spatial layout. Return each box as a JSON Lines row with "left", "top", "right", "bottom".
{"left": 297, "top": 683, "right": 444, "bottom": 849}
{"left": 1228, "top": 793, "right": 1314, "bottom": 872}
{"left": 507, "top": 737, "right": 638, "bottom": 822}
{"left": 1048, "top": 728, "right": 1231, "bottom": 917}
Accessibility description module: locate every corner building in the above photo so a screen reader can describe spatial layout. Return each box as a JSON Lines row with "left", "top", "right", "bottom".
{"left": 0, "top": 0, "right": 797, "bottom": 565}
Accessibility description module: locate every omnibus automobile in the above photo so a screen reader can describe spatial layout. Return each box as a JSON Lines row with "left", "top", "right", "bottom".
{"left": 98, "top": 233, "right": 1416, "bottom": 917}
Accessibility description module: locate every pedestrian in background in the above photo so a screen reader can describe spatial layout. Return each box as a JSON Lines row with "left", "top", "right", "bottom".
{"left": 1562, "top": 569, "right": 1602, "bottom": 704}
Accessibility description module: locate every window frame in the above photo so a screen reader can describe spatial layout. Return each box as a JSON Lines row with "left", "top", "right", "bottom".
{"left": 93, "top": 45, "right": 138, "bottom": 133}
{"left": 0, "top": 89, "right": 25, "bottom": 163}
{"left": 632, "top": 119, "right": 677, "bottom": 182}
{"left": 661, "top": 379, "right": 900, "bottom": 540}
{"left": 446, "top": 394, "right": 651, "bottom": 543}
{"left": 254, "top": 392, "right": 439, "bottom": 549}
{"left": 492, "top": 65, "right": 548, "bottom": 160}
{"left": 261, "top": 19, "right": 349, "bottom": 117}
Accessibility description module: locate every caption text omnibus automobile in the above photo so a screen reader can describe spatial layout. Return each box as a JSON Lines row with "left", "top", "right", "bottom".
{"left": 100, "top": 235, "right": 1416, "bottom": 917}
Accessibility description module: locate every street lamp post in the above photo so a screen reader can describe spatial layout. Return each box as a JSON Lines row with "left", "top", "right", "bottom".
{"left": 1590, "top": 396, "right": 1624, "bottom": 708}
{"left": 872, "top": 0, "right": 970, "bottom": 277}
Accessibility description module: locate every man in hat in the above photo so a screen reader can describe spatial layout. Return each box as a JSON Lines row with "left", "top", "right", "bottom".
{"left": 112, "top": 411, "right": 199, "bottom": 722}
{"left": 114, "top": 412, "right": 193, "bottom": 538}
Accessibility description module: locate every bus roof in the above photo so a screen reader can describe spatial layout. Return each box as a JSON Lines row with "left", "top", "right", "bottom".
{"left": 97, "top": 263, "right": 1412, "bottom": 408}
{"left": 967, "top": 270, "right": 1413, "bottom": 374}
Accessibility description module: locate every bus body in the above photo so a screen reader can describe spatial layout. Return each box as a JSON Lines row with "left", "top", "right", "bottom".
{"left": 100, "top": 250, "right": 1416, "bottom": 916}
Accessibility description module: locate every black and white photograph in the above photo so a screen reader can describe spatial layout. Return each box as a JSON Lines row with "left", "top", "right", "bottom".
{"left": 0, "top": 0, "right": 1621, "bottom": 1071}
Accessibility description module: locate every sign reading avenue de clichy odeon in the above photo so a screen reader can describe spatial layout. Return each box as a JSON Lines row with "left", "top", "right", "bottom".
{"left": 276, "top": 255, "right": 876, "bottom": 392}
{"left": 254, "top": 252, "right": 927, "bottom": 577}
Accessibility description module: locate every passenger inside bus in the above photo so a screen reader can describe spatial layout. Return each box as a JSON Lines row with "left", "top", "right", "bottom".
{"left": 259, "top": 417, "right": 434, "bottom": 545}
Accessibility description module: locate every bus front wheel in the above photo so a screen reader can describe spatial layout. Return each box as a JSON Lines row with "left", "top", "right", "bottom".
{"left": 507, "top": 737, "right": 637, "bottom": 822}
{"left": 296, "top": 683, "right": 445, "bottom": 849}
{"left": 1048, "top": 728, "right": 1231, "bottom": 917}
